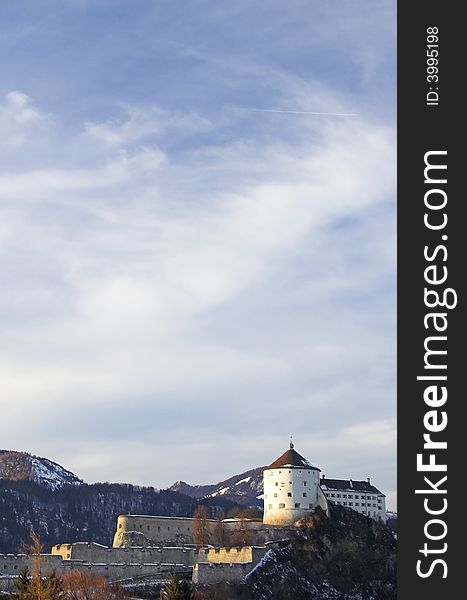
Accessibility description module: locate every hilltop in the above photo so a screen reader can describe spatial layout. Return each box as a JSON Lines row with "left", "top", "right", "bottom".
{"left": 169, "top": 466, "right": 264, "bottom": 508}
{"left": 0, "top": 450, "right": 82, "bottom": 490}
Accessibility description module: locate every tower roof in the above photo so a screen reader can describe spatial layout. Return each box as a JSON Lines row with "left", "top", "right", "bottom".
{"left": 267, "top": 441, "right": 320, "bottom": 471}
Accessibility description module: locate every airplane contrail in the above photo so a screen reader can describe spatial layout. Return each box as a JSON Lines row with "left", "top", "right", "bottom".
{"left": 247, "top": 108, "right": 359, "bottom": 117}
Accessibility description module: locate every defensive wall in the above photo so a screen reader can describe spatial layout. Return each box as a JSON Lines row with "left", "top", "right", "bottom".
{"left": 193, "top": 562, "right": 253, "bottom": 585}
{"left": 1, "top": 515, "right": 295, "bottom": 587}
{"left": 1, "top": 553, "right": 63, "bottom": 578}
{"left": 1, "top": 543, "right": 272, "bottom": 587}
{"left": 0, "top": 575, "right": 17, "bottom": 594}
{"left": 52, "top": 542, "right": 195, "bottom": 567}
{"left": 192, "top": 546, "right": 275, "bottom": 584}
{"left": 113, "top": 514, "right": 294, "bottom": 548}
{"left": 113, "top": 515, "right": 213, "bottom": 547}
{"left": 197, "top": 545, "right": 267, "bottom": 565}
{"left": 0, "top": 552, "right": 190, "bottom": 584}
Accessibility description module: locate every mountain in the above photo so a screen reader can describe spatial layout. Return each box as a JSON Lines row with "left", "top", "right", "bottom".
{"left": 0, "top": 450, "right": 239, "bottom": 554}
{"left": 171, "top": 470, "right": 396, "bottom": 525}
{"left": 0, "top": 450, "right": 82, "bottom": 490}
{"left": 170, "top": 466, "right": 264, "bottom": 507}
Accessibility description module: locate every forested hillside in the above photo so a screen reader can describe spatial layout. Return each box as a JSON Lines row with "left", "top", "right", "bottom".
{"left": 0, "top": 480, "right": 233, "bottom": 553}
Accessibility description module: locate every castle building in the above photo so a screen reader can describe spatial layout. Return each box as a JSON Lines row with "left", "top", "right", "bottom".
{"left": 0, "top": 440, "right": 389, "bottom": 592}
{"left": 262, "top": 440, "right": 329, "bottom": 526}
{"left": 320, "top": 476, "right": 387, "bottom": 522}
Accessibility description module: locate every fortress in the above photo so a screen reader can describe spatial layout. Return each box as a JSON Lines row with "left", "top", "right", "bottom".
{"left": 0, "top": 442, "right": 386, "bottom": 590}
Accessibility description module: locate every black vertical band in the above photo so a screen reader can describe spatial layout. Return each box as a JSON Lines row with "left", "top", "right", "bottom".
{"left": 398, "top": 3, "right": 462, "bottom": 597}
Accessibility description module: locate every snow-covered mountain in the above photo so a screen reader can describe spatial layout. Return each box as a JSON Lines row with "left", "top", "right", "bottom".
{"left": 0, "top": 456, "right": 237, "bottom": 554}
{"left": 0, "top": 450, "right": 82, "bottom": 490}
{"left": 169, "top": 466, "right": 265, "bottom": 507}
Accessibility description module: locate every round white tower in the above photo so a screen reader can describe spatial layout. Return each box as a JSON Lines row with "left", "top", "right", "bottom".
{"left": 263, "top": 440, "right": 327, "bottom": 526}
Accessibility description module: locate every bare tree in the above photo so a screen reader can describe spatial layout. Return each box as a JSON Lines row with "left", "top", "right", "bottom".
{"left": 62, "top": 571, "right": 125, "bottom": 600}
{"left": 228, "top": 509, "right": 258, "bottom": 547}
{"left": 214, "top": 512, "right": 227, "bottom": 547}
{"left": 22, "top": 529, "right": 46, "bottom": 600}
{"left": 21, "top": 528, "right": 44, "bottom": 579}
{"left": 17, "top": 529, "right": 63, "bottom": 600}
{"left": 192, "top": 505, "right": 211, "bottom": 548}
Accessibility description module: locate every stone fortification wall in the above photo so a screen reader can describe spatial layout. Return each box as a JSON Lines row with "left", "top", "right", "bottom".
{"left": 317, "top": 486, "right": 330, "bottom": 514}
{"left": 113, "top": 515, "right": 295, "bottom": 548}
{"left": 1, "top": 552, "right": 190, "bottom": 583}
{"left": 52, "top": 542, "right": 195, "bottom": 567}
{"left": 198, "top": 546, "right": 267, "bottom": 565}
{"left": 218, "top": 519, "right": 295, "bottom": 547}
{"left": 113, "top": 515, "right": 218, "bottom": 547}
{"left": 193, "top": 562, "right": 252, "bottom": 585}
{"left": 0, "top": 576, "right": 17, "bottom": 594}
{"left": 1, "top": 554, "right": 64, "bottom": 577}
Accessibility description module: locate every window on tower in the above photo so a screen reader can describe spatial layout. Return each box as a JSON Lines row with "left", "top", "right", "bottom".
{"left": 295, "top": 503, "right": 301, "bottom": 508}
{"left": 279, "top": 503, "right": 285, "bottom": 509}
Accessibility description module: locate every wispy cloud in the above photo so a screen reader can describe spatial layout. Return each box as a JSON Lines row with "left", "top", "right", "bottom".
{"left": 245, "top": 108, "right": 359, "bottom": 117}
{"left": 0, "top": 91, "right": 45, "bottom": 148}
{"left": 0, "top": 89, "right": 395, "bottom": 496}
{"left": 85, "top": 104, "right": 213, "bottom": 147}
{"left": 0, "top": 1, "right": 396, "bottom": 507}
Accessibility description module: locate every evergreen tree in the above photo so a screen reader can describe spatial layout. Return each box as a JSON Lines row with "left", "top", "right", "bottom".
{"left": 43, "top": 571, "right": 63, "bottom": 600}
{"left": 160, "top": 573, "right": 195, "bottom": 599}
{"left": 12, "top": 566, "right": 62, "bottom": 600}
{"left": 178, "top": 579, "right": 195, "bottom": 600}
{"left": 13, "top": 566, "right": 31, "bottom": 600}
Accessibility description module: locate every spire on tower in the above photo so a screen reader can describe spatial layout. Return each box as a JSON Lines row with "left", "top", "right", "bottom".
{"left": 289, "top": 436, "right": 294, "bottom": 449}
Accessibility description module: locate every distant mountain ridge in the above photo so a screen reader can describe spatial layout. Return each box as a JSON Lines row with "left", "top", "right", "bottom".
{"left": 0, "top": 450, "right": 239, "bottom": 553}
{"left": 169, "top": 466, "right": 265, "bottom": 507}
{"left": 0, "top": 450, "right": 82, "bottom": 490}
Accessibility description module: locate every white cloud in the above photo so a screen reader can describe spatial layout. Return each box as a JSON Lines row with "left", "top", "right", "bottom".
{"left": 85, "top": 104, "right": 212, "bottom": 147}
{"left": 0, "top": 146, "right": 165, "bottom": 200}
{"left": 0, "top": 91, "right": 45, "bottom": 148}
{"left": 0, "top": 89, "right": 395, "bottom": 505}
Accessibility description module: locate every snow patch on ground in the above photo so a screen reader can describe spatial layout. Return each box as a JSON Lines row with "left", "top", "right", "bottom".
{"left": 209, "top": 486, "right": 230, "bottom": 497}
{"left": 30, "top": 456, "right": 82, "bottom": 490}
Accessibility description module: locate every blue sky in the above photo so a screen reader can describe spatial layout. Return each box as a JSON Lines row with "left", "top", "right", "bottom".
{"left": 0, "top": 1, "right": 396, "bottom": 509}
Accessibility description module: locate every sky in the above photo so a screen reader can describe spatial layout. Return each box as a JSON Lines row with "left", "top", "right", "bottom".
{"left": 0, "top": 1, "right": 397, "bottom": 509}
